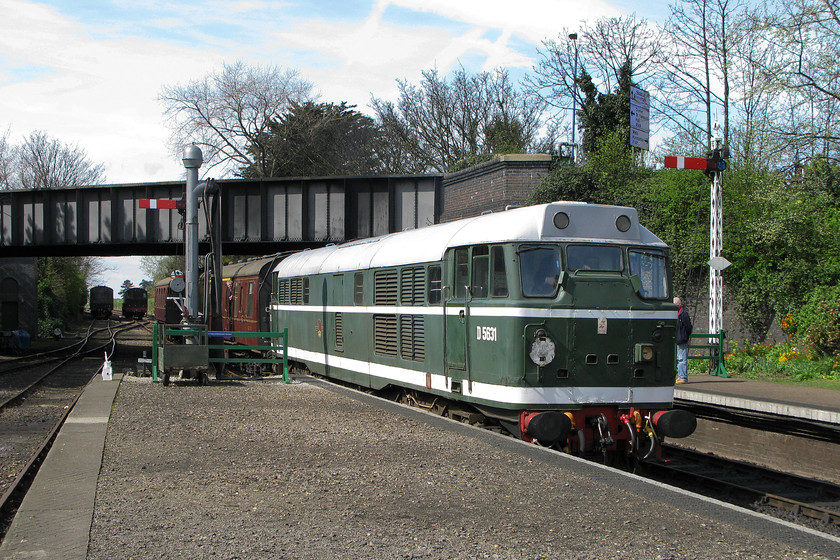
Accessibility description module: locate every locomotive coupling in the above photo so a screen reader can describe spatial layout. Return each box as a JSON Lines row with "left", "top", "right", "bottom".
{"left": 521, "top": 411, "right": 573, "bottom": 443}
{"left": 651, "top": 409, "right": 697, "bottom": 438}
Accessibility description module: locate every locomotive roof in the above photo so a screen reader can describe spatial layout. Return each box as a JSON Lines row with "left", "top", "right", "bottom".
{"left": 273, "top": 201, "right": 667, "bottom": 277}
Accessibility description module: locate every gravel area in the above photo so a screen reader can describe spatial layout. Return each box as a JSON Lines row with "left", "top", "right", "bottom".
{"left": 87, "top": 377, "right": 834, "bottom": 560}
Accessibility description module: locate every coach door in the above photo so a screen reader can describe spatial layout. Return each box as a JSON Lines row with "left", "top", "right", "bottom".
{"left": 444, "top": 248, "right": 469, "bottom": 385}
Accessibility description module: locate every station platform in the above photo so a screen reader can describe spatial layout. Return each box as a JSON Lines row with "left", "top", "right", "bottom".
{"left": 1, "top": 371, "right": 839, "bottom": 559}
{"left": 0, "top": 372, "right": 123, "bottom": 559}
{"left": 675, "top": 374, "right": 840, "bottom": 425}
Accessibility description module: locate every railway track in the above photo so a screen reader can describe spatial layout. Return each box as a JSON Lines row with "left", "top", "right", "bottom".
{"left": 641, "top": 444, "right": 840, "bottom": 534}
{"left": 0, "top": 318, "right": 150, "bottom": 540}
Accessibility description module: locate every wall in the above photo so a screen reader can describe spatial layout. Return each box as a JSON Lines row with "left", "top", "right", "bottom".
{"left": 441, "top": 154, "right": 552, "bottom": 222}
{"left": 0, "top": 257, "right": 38, "bottom": 335}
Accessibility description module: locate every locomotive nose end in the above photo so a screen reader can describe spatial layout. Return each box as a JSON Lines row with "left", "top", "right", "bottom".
{"left": 524, "top": 411, "right": 573, "bottom": 443}
{"left": 652, "top": 409, "right": 697, "bottom": 438}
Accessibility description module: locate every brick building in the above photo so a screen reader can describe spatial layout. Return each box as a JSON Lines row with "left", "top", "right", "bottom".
{"left": 440, "top": 154, "right": 552, "bottom": 222}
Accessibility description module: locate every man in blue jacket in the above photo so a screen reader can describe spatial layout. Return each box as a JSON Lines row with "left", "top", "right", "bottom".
{"left": 674, "top": 296, "right": 692, "bottom": 384}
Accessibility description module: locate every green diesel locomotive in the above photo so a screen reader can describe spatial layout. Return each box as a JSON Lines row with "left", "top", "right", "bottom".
{"left": 270, "top": 201, "right": 695, "bottom": 457}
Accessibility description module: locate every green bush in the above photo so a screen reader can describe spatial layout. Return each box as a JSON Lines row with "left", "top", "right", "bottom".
{"left": 725, "top": 340, "right": 840, "bottom": 382}
{"left": 792, "top": 285, "right": 840, "bottom": 357}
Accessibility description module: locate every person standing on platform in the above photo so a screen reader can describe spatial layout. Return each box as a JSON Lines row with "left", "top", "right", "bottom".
{"left": 674, "top": 296, "right": 692, "bottom": 384}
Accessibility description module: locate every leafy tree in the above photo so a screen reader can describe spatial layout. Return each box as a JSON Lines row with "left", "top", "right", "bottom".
{"left": 119, "top": 280, "right": 134, "bottom": 299}
{"left": 160, "top": 62, "right": 314, "bottom": 175}
{"left": 141, "top": 255, "right": 185, "bottom": 284}
{"left": 577, "top": 62, "right": 634, "bottom": 159}
{"left": 37, "top": 257, "right": 89, "bottom": 335}
{"left": 239, "top": 102, "right": 385, "bottom": 178}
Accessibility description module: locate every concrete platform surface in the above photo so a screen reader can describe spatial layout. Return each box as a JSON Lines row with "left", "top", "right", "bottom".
{"left": 0, "top": 373, "right": 122, "bottom": 560}
{"left": 676, "top": 374, "right": 840, "bottom": 424}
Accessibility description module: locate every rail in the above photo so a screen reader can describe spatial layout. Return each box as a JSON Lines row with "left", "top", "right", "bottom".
{"left": 687, "top": 329, "right": 728, "bottom": 377}
{"left": 151, "top": 324, "right": 289, "bottom": 383}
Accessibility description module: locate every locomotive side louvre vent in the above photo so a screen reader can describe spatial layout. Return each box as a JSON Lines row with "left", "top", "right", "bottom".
{"left": 290, "top": 278, "right": 303, "bottom": 305}
{"left": 399, "top": 314, "right": 425, "bottom": 361}
{"left": 335, "top": 312, "right": 344, "bottom": 351}
{"left": 400, "top": 267, "right": 426, "bottom": 305}
{"left": 375, "top": 270, "right": 398, "bottom": 305}
{"left": 374, "top": 314, "right": 398, "bottom": 356}
{"left": 277, "top": 279, "right": 290, "bottom": 305}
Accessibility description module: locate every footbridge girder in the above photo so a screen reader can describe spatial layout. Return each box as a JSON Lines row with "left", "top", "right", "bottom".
{"left": 0, "top": 175, "right": 442, "bottom": 257}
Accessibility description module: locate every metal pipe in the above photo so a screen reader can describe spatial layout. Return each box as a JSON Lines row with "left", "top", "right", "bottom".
{"left": 182, "top": 145, "right": 203, "bottom": 322}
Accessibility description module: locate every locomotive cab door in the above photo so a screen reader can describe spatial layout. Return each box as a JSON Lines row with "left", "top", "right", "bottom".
{"left": 444, "top": 248, "right": 469, "bottom": 387}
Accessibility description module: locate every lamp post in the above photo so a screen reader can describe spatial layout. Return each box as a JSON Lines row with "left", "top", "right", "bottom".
{"left": 569, "top": 33, "right": 579, "bottom": 162}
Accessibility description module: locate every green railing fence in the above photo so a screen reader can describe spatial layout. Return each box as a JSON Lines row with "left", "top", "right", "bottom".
{"left": 687, "top": 329, "right": 728, "bottom": 378}
{"left": 152, "top": 323, "right": 289, "bottom": 384}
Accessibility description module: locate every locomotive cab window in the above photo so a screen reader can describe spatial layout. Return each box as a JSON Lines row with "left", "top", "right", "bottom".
{"left": 491, "top": 246, "right": 508, "bottom": 297}
{"left": 629, "top": 249, "right": 670, "bottom": 299}
{"left": 428, "top": 265, "right": 442, "bottom": 305}
{"left": 567, "top": 245, "right": 623, "bottom": 272}
{"left": 520, "top": 246, "right": 561, "bottom": 297}
{"left": 471, "top": 246, "right": 489, "bottom": 298}
{"left": 453, "top": 248, "right": 469, "bottom": 299}
{"left": 353, "top": 272, "right": 364, "bottom": 306}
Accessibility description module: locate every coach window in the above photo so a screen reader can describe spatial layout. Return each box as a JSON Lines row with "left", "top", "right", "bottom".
{"left": 428, "top": 265, "right": 441, "bottom": 304}
{"left": 471, "top": 246, "right": 489, "bottom": 298}
{"left": 246, "top": 282, "right": 255, "bottom": 317}
{"left": 454, "top": 248, "right": 469, "bottom": 299}
{"left": 354, "top": 272, "right": 364, "bottom": 305}
{"left": 491, "top": 246, "right": 508, "bottom": 297}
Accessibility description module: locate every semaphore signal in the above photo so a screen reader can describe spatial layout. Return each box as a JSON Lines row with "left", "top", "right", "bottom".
{"left": 138, "top": 198, "right": 183, "bottom": 209}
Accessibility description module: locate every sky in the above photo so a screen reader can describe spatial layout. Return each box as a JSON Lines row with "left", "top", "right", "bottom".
{"left": 0, "top": 0, "right": 668, "bottom": 291}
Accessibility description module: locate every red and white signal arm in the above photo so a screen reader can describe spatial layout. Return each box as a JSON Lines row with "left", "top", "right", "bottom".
{"left": 139, "top": 198, "right": 181, "bottom": 209}
{"left": 663, "top": 156, "right": 707, "bottom": 170}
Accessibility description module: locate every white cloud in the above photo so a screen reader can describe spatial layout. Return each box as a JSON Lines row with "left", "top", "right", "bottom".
{"left": 1, "top": 0, "right": 641, "bottom": 285}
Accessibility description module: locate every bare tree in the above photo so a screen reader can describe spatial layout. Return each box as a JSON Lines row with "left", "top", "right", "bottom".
{"left": 371, "top": 66, "right": 545, "bottom": 173}
{"left": 655, "top": 0, "right": 748, "bottom": 151}
{"left": 159, "top": 61, "right": 314, "bottom": 176}
{"left": 528, "top": 16, "right": 661, "bottom": 148}
{"left": 0, "top": 127, "right": 15, "bottom": 189}
{"left": 749, "top": 0, "right": 840, "bottom": 164}
{"left": 17, "top": 130, "right": 106, "bottom": 189}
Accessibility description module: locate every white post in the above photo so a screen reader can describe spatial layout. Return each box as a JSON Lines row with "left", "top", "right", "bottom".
{"left": 708, "top": 127, "right": 723, "bottom": 338}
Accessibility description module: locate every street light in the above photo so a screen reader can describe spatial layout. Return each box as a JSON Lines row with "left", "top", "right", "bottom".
{"left": 569, "top": 33, "right": 579, "bottom": 162}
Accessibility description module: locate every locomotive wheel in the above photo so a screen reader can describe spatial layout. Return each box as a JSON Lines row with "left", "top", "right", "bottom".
{"left": 162, "top": 372, "right": 170, "bottom": 386}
